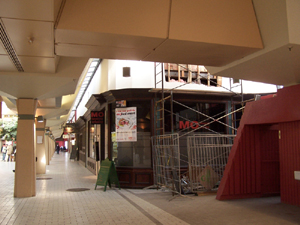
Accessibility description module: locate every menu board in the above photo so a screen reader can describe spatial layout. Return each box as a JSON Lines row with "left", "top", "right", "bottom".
{"left": 115, "top": 107, "right": 137, "bottom": 142}
{"left": 95, "top": 158, "right": 120, "bottom": 191}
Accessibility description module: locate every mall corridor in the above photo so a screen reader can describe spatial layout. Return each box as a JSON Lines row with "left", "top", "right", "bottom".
{"left": 0, "top": 153, "right": 299, "bottom": 225}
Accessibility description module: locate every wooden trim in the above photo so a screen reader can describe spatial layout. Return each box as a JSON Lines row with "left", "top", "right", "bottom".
{"left": 135, "top": 173, "right": 152, "bottom": 185}
{"left": 117, "top": 172, "right": 131, "bottom": 184}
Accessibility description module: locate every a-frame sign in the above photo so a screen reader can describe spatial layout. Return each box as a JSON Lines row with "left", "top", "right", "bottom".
{"left": 95, "top": 158, "right": 120, "bottom": 191}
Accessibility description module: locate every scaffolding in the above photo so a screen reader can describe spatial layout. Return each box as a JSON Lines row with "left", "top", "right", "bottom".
{"left": 187, "top": 134, "right": 235, "bottom": 193}
{"left": 151, "top": 133, "right": 181, "bottom": 195}
{"left": 151, "top": 63, "right": 248, "bottom": 196}
{"left": 154, "top": 62, "right": 165, "bottom": 136}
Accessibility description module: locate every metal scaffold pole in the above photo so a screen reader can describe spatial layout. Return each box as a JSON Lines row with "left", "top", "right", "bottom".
{"left": 149, "top": 63, "right": 249, "bottom": 197}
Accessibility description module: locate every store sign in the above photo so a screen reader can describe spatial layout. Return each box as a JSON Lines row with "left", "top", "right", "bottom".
{"left": 116, "top": 100, "right": 126, "bottom": 107}
{"left": 91, "top": 111, "right": 105, "bottom": 124}
{"left": 115, "top": 107, "right": 137, "bottom": 142}
{"left": 179, "top": 121, "right": 209, "bottom": 130}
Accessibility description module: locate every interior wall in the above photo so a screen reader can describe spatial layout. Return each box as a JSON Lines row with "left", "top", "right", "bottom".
{"left": 279, "top": 121, "right": 300, "bottom": 206}
{"left": 216, "top": 124, "right": 279, "bottom": 200}
{"left": 260, "top": 125, "right": 280, "bottom": 196}
{"left": 217, "top": 84, "right": 300, "bottom": 206}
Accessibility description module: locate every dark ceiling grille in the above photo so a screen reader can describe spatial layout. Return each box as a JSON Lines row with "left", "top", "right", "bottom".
{"left": 0, "top": 21, "right": 24, "bottom": 72}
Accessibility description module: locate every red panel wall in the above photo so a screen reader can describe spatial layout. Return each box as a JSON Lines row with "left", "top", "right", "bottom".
{"left": 260, "top": 127, "right": 280, "bottom": 195}
{"left": 217, "top": 125, "right": 279, "bottom": 200}
{"left": 217, "top": 84, "right": 300, "bottom": 206}
{"left": 56, "top": 141, "right": 64, "bottom": 147}
{"left": 279, "top": 121, "right": 300, "bottom": 206}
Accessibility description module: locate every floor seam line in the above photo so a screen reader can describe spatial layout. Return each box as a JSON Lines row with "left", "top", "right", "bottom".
{"left": 115, "top": 190, "right": 163, "bottom": 225}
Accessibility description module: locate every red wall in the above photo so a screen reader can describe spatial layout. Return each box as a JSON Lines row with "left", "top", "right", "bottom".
{"left": 56, "top": 141, "right": 64, "bottom": 147}
{"left": 217, "top": 124, "right": 279, "bottom": 199}
{"left": 217, "top": 84, "right": 300, "bottom": 206}
{"left": 279, "top": 121, "right": 300, "bottom": 206}
{"left": 260, "top": 125, "right": 280, "bottom": 196}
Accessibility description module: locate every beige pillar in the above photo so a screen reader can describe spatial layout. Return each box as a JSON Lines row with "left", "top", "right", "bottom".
{"left": 36, "top": 119, "right": 46, "bottom": 174}
{"left": 50, "top": 136, "right": 55, "bottom": 158}
{"left": 14, "top": 99, "right": 37, "bottom": 197}
{"left": 45, "top": 134, "right": 50, "bottom": 165}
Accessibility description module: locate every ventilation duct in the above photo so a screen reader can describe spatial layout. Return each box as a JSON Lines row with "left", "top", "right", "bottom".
{"left": 0, "top": 20, "right": 24, "bottom": 72}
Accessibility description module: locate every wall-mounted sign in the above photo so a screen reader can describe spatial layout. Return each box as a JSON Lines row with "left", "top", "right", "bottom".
{"left": 116, "top": 100, "right": 126, "bottom": 107}
{"left": 91, "top": 111, "right": 105, "bottom": 124}
{"left": 111, "top": 132, "right": 116, "bottom": 142}
{"left": 179, "top": 121, "right": 209, "bottom": 130}
{"left": 115, "top": 107, "right": 137, "bottom": 142}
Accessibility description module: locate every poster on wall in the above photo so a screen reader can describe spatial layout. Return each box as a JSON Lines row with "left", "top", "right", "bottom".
{"left": 116, "top": 100, "right": 126, "bottom": 108}
{"left": 115, "top": 107, "right": 137, "bottom": 142}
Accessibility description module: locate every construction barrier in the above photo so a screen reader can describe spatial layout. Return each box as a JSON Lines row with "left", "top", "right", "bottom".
{"left": 187, "top": 134, "right": 235, "bottom": 192}
{"left": 151, "top": 133, "right": 181, "bottom": 194}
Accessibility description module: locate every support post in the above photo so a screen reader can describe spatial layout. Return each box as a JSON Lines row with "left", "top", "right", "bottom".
{"left": 36, "top": 119, "right": 46, "bottom": 174}
{"left": 14, "top": 99, "right": 37, "bottom": 197}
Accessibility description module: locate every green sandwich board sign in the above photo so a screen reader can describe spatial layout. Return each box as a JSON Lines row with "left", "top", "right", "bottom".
{"left": 95, "top": 158, "right": 120, "bottom": 191}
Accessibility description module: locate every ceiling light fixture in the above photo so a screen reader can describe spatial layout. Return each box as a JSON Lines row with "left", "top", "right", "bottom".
{"left": 27, "top": 37, "right": 34, "bottom": 44}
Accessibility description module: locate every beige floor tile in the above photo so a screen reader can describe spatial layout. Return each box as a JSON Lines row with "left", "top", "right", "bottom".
{"left": 1, "top": 153, "right": 300, "bottom": 225}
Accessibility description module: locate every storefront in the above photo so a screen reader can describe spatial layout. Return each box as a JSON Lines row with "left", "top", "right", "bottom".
{"left": 74, "top": 88, "right": 247, "bottom": 188}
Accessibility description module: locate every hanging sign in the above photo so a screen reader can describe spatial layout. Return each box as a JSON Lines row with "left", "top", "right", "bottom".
{"left": 91, "top": 111, "right": 105, "bottom": 125}
{"left": 115, "top": 107, "right": 137, "bottom": 142}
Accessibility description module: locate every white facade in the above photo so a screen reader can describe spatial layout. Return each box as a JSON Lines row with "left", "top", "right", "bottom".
{"left": 74, "top": 59, "right": 156, "bottom": 118}
{"left": 72, "top": 59, "right": 278, "bottom": 119}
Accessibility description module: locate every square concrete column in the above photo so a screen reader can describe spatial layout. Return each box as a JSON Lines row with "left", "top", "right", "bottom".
{"left": 36, "top": 119, "right": 46, "bottom": 174}
{"left": 44, "top": 133, "right": 50, "bottom": 165}
{"left": 14, "top": 99, "right": 37, "bottom": 198}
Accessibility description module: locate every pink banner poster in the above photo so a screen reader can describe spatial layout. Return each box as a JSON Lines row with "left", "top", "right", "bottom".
{"left": 115, "top": 107, "right": 137, "bottom": 142}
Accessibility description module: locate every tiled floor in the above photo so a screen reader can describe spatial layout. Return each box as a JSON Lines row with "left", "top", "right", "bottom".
{"left": 0, "top": 152, "right": 299, "bottom": 225}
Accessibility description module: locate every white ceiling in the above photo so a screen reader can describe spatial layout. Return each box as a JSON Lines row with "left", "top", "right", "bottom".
{"left": 0, "top": 0, "right": 299, "bottom": 138}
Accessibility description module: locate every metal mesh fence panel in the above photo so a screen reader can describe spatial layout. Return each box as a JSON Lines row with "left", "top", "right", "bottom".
{"left": 151, "top": 133, "right": 181, "bottom": 194}
{"left": 187, "top": 134, "right": 235, "bottom": 192}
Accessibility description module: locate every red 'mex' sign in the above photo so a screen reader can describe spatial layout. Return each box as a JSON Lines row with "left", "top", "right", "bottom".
{"left": 179, "top": 121, "right": 209, "bottom": 130}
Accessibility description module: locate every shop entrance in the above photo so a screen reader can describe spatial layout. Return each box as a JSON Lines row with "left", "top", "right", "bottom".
{"left": 259, "top": 124, "right": 280, "bottom": 196}
{"left": 91, "top": 124, "right": 105, "bottom": 162}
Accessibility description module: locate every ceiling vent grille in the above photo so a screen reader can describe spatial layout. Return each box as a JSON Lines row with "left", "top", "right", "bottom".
{"left": 0, "top": 20, "right": 24, "bottom": 72}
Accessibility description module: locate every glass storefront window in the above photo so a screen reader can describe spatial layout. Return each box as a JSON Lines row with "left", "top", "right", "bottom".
{"left": 111, "top": 100, "right": 151, "bottom": 168}
{"left": 163, "top": 101, "right": 226, "bottom": 167}
{"left": 89, "top": 123, "right": 94, "bottom": 158}
{"left": 89, "top": 123, "right": 100, "bottom": 159}
{"left": 164, "top": 102, "right": 226, "bottom": 134}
